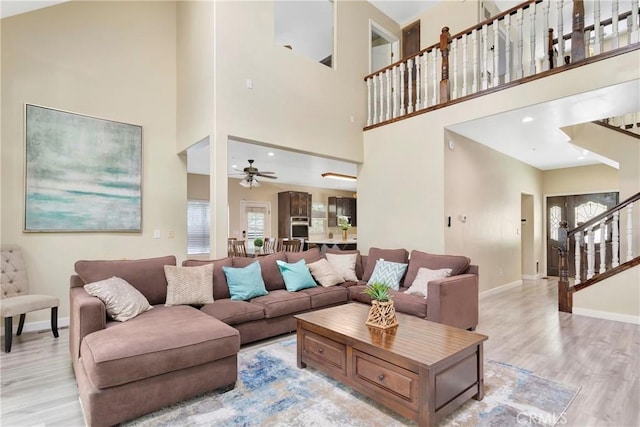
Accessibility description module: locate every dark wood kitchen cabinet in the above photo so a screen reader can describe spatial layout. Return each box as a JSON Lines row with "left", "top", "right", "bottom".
{"left": 328, "top": 196, "right": 357, "bottom": 227}
{"left": 278, "top": 191, "right": 312, "bottom": 238}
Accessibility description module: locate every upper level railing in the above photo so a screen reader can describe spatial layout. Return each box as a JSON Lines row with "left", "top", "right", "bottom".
{"left": 557, "top": 191, "right": 640, "bottom": 313}
{"left": 365, "top": 0, "right": 640, "bottom": 129}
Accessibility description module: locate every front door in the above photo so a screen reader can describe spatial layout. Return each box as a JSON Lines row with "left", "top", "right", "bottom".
{"left": 546, "top": 192, "right": 619, "bottom": 277}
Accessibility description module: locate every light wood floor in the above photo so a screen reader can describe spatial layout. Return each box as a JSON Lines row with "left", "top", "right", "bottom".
{"left": 1, "top": 278, "right": 638, "bottom": 426}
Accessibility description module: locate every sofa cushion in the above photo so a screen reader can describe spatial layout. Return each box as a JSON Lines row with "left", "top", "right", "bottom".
{"left": 367, "top": 259, "right": 408, "bottom": 291}
{"left": 232, "top": 252, "right": 287, "bottom": 291}
{"left": 404, "top": 267, "right": 452, "bottom": 298}
{"left": 349, "top": 285, "right": 427, "bottom": 318}
{"left": 75, "top": 256, "right": 176, "bottom": 305}
{"left": 200, "top": 299, "right": 265, "bottom": 326}
{"left": 285, "top": 247, "right": 322, "bottom": 264}
{"left": 307, "top": 258, "right": 343, "bottom": 287}
{"left": 164, "top": 264, "right": 214, "bottom": 306}
{"left": 325, "top": 253, "right": 358, "bottom": 282}
{"left": 276, "top": 259, "right": 317, "bottom": 292}
{"left": 249, "top": 289, "right": 310, "bottom": 318}
{"left": 403, "top": 250, "right": 470, "bottom": 288}
{"left": 84, "top": 277, "right": 152, "bottom": 322}
{"left": 80, "top": 305, "right": 239, "bottom": 389}
{"left": 182, "top": 257, "right": 233, "bottom": 300}
{"left": 223, "top": 262, "right": 268, "bottom": 301}
{"left": 362, "top": 248, "right": 409, "bottom": 282}
{"left": 325, "top": 248, "right": 364, "bottom": 279}
{"left": 300, "top": 286, "right": 349, "bottom": 308}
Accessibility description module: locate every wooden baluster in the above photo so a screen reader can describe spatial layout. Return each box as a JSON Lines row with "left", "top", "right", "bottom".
{"left": 612, "top": 211, "right": 620, "bottom": 267}
{"left": 611, "top": 0, "right": 619, "bottom": 49}
{"left": 493, "top": 21, "right": 500, "bottom": 87}
{"left": 584, "top": 28, "right": 591, "bottom": 58}
{"left": 631, "top": 0, "right": 639, "bottom": 44}
{"left": 627, "top": 203, "right": 634, "bottom": 261}
{"left": 440, "top": 27, "right": 451, "bottom": 103}
{"left": 517, "top": 9, "right": 525, "bottom": 79}
{"left": 452, "top": 38, "right": 458, "bottom": 100}
{"left": 415, "top": 55, "right": 421, "bottom": 111}
{"left": 422, "top": 53, "right": 429, "bottom": 108}
{"left": 431, "top": 49, "right": 437, "bottom": 105}
{"left": 472, "top": 30, "right": 479, "bottom": 92}
{"left": 599, "top": 219, "right": 607, "bottom": 274}
{"left": 543, "top": 1, "right": 551, "bottom": 71}
{"left": 481, "top": 25, "right": 489, "bottom": 90}
{"left": 392, "top": 65, "right": 398, "bottom": 119}
{"left": 575, "top": 231, "right": 582, "bottom": 284}
{"left": 366, "top": 78, "right": 372, "bottom": 126}
{"left": 407, "top": 58, "right": 414, "bottom": 114}
{"left": 399, "top": 62, "right": 406, "bottom": 116}
{"left": 557, "top": 0, "right": 565, "bottom": 63}
{"left": 462, "top": 35, "right": 469, "bottom": 95}
{"left": 572, "top": 0, "right": 586, "bottom": 61}
{"left": 385, "top": 69, "right": 391, "bottom": 121}
{"left": 593, "top": 0, "right": 601, "bottom": 55}
{"left": 505, "top": 14, "right": 512, "bottom": 83}
{"left": 529, "top": 3, "right": 537, "bottom": 75}
{"left": 378, "top": 73, "right": 384, "bottom": 123}
{"left": 587, "top": 226, "right": 595, "bottom": 279}
{"left": 372, "top": 73, "right": 378, "bottom": 124}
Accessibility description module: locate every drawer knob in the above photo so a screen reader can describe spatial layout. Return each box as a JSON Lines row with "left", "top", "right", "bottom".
{"left": 378, "top": 374, "right": 385, "bottom": 381}
{"left": 318, "top": 347, "right": 324, "bottom": 354}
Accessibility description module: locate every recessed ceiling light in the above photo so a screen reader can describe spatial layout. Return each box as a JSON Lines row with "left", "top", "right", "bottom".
{"left": 321, "top": 172, "right": 357, "bottom": 181}
{"left": 577, "top": 156, "right": 585, "bottom": 160}
{"left": 521, "top": 117, "right": 534, "bottom": 123}
{"left": 232, "top": 164, "right": 237, "bottom": 169}
{"left": 267, "top": 152, "right": 274, "bottom": 156}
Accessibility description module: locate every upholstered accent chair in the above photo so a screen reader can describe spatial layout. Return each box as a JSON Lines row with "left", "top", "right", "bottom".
{"left": 0, "top": 245, "right": 59, "bottom": 352}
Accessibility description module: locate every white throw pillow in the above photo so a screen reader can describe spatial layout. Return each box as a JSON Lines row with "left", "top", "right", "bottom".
{"left": 367, "top": 259, "right": 408, "bottom": 291}
{"left": 307, "top": 258, "right": 344, "bottom": 287}
{"left": 404, "top": 267, "right": 452, "bottom": 298}
{"left": 325, "top": 253, "right": 358, "bottom": 282}
{"left": 164, "top": 263, "right": 214, "bottom": 306}
{"left": 84, "top": 276, "right": 152, "bottom": 322}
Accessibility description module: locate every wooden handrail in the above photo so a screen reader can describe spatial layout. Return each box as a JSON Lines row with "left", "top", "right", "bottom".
{"left": 567, "top": 191, "right": 640, "bottom": 238}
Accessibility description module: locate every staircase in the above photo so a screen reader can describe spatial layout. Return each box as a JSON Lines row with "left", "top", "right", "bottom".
{"left": 597, "top": 113, "right": 640, "bottom": 137}
{"left": 557, "top": 191, "right": 640, "bottom": 313}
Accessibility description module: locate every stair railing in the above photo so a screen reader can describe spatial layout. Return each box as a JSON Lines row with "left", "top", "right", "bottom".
{"left": 365, "top": 0, "right": 640, "bottom": 129}
{"left": 558, "top": 191, "right": 640, "bottom": 313}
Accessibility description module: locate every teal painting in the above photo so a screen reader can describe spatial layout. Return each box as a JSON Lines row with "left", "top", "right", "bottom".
{"left": 25, "top": 104, "right": 142, "bottom": 232}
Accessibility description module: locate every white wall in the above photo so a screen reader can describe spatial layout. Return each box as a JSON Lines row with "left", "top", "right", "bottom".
{"left": 209, "top": 0, "right": 400, "bottom": 257}
{"left": 1, "top": 1, "right": 186, "bottom": 322}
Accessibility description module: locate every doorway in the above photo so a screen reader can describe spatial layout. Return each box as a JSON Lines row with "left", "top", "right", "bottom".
{"left": 370, "top": 21, "right": 399, "bottom": 74}
{"left": 521, "top": 194, "right": 535, "bottom": 279}
{"left": 546, "top": 192, "right": 619, "bottom": 277}
{"left": 240, "top": 201, "right": 271, "bottom": 248}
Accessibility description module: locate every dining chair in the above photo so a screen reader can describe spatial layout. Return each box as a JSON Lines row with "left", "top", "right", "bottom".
{"left": 232, "top": 240, "right": 247, "bottom": 257}
{"left": 227, "top": 238, "right": 237, "bottom": 257}
{"left": 263, "top": 237, "right": 277, "bottom": 254}
{"left": 281, "top": 239, "right": 302, "bottom": 253}
{"left": 0, "top": 245, "right": 59, "bottom": 352}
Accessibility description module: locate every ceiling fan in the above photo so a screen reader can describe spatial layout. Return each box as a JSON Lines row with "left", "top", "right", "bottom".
{"left": 231, "top": 159, "right": 277, "bottom": 189}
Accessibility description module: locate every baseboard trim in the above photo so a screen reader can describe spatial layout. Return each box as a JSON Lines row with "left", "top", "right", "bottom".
{"left": 480, "top": 280, "right": 523, "bottom": 297}
{"left": 0, "top": 317, "right": 70, "bottom": 336}
{"left": 572, "top": 308, "right": 640, "bottom": 325}
{"left": 521, "top": 273, "right": 544, "bottom": 280}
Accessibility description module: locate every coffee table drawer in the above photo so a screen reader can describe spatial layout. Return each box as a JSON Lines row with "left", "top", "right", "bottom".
{"left": 352, "top": 350, "right": 418, "bottom": 409}
{"left": 302, "top": 331, "right": 346, "bottom": 372}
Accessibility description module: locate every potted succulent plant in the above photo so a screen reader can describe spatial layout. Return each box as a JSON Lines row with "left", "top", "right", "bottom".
{"left": 363, "top": 282, "right": 398, "bottom": 329}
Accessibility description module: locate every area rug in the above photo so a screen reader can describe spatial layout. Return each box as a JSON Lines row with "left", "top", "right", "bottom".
{"left": 125, "top": 338, "right": 579, "bottom": 427}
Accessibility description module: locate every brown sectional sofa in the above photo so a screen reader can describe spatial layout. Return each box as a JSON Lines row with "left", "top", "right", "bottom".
{"left": 69, "top": 247, "right": 478, "bottom": 426}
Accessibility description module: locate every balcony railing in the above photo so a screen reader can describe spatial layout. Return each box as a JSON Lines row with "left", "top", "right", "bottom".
{"left": 365, "top": 0, "right": 640, "bottom": 129}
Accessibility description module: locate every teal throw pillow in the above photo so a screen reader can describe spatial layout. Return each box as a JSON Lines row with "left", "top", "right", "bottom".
{"left": 276, "top": 259, "right": 317, "bottom": 292}
{"left": 222, "top": 262, "right": 268, "bottom": 301}
{"left": 367, "top": 259, "right": 408, "bottom": 291}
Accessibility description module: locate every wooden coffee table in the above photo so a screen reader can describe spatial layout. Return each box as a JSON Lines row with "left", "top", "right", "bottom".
{"left": 295, "top": 303, "right": 488, "bottom": 427}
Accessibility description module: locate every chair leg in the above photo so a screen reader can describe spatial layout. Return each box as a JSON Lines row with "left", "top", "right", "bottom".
{"left": 16, "top": 314, "right": 26, "bottom": 336}
{"left": 4, "top": 317, "right": 12, "bottom": 353}
{"left": 51, "top": 307, "right": 59, "bottom": 338}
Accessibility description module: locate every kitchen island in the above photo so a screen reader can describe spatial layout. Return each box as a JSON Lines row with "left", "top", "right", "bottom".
{"left": 305, "top": 238, "right": 357, "bottom": 251}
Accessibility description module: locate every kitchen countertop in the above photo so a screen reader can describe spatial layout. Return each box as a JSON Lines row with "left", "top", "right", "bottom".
{"left": 306, "top": 238, "right": 357, "bottom": 244}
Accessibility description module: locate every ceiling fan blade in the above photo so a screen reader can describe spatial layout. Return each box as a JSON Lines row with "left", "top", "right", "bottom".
{"left": 257, "top": 171, "right": 275, "bottom": 175}
{"left": 257, "top": 172, "right": 277, "bottom": 179}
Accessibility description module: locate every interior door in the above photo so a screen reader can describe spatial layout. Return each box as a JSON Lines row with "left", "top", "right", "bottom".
{"left": 372, "top": 44, "right": 392, "bottom": 72}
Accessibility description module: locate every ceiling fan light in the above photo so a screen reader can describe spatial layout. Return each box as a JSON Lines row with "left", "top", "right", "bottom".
{"left": 239, "top": 179, "right": 251, "bottom": 188}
